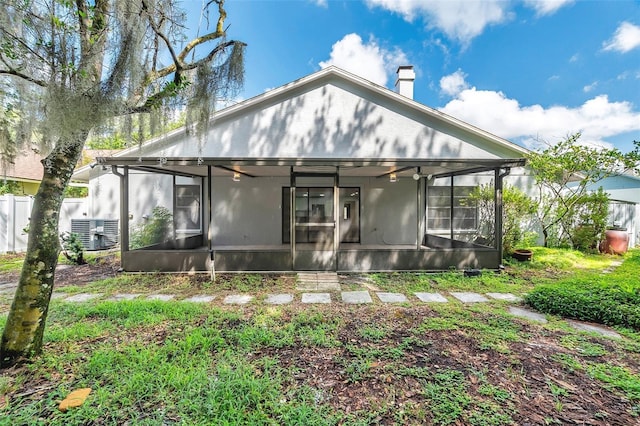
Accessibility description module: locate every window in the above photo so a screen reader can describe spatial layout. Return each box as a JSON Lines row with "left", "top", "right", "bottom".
{"left": 427, "top": 186, "right": 477, "bottom": 231}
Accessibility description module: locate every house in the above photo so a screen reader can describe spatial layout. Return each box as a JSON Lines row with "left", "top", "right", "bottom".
{"left": 0, "top": 150, "right": 44, "bottom": 195}
{"left": 589, "top": 173, "right": 640, "bottom": 247}
{"left": 75, "top": 66, "right": 530, "bottom": 272}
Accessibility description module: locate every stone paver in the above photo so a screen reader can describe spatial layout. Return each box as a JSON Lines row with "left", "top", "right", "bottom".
{"left": 51, "top": 292, "right": 68, "bottom": 300}
{"left": 146, "top": 294, "right": 175, "bottom": 301}
{"left": 107, "top": 293, "right": 142, "bottom": 301}
{"left": 508, "top": 306, "right": 547, "bottom": 323}
{"left": 0, "top": 283, "right": 17, "bottom": 294}
{"left": 450, "top": 292, "right": 489, "bottom": 303}
{"left": 296, "top": 272, "right": 340, "bottom": 291}
{"left": 414, "top": 292, "right": 448, "bottom": 303}
{"left": 486, "top": 292, "right": 522, "bottom": 302}
{"left": 265, "top": 293, "right": 294, "bottom": 305}
{"left": 341, "top": 291, "right": 372, "bottom": 304}
{"left": 568, "top": 320, "right": 621, "bottom": 339}
{"left": 376, "top": 292, "right": 408, "bottom": 303}
{"left": 301, "top": 292, "right": 331, "bottom": 304}
{"left": 223, "top": 294, "right": 254, "bottom": 305}
{"left": 65, "top": 293, "right": 103, "bottom": 302}
{"left": 182, "top": 295, "right": 216, "bottom": 303}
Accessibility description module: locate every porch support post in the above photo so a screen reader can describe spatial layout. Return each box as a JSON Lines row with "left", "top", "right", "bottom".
{"left": 334, "top": 169, "right": 340, "bottom": 270}
{"left": 290, "top": 168, "right": 296, "bottom": 270}
{"left": 416, "top": 167, "right": 423, "bottom": 249}
{"left": 449, "top": 176, "right": 454, "bottom": 240}
{"left": 207, "top": 166, "right": 213, "bottom": 264}
{"left": 495, "top": 168, "right": 510, "bottom": 263}
{"left": 117, "top": 166, "right": 130, "bottom": 252}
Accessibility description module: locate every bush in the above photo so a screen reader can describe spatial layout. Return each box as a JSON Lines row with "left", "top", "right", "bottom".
{"left": 525, "top": 252, "right": 640, "bottom": 330}
{"left": 129, "top": 206, "right": 174, "bottom": 250}
{"left": 60, "top": 232, "right": 86, "bottom": 265}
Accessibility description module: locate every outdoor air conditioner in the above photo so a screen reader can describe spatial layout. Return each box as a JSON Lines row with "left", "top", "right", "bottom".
{"left": 71, "top": 219, "right": 119, "bottom": 251}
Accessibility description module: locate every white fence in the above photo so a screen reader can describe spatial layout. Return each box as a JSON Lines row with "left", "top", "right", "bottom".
{"left": 0, "top": 195, "right": 89, "bottom": 253}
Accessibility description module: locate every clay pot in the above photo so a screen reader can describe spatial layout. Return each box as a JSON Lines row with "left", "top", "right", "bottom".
{"left": 599, "top": 228, "right": 629, "bottom": 255}
{"left": 512, "top": 249, "right": 533, "bottom": 262}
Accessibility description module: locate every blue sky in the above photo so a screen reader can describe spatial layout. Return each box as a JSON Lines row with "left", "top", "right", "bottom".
{"left": 185, "top": 0, "right": 640, "bottom": 152}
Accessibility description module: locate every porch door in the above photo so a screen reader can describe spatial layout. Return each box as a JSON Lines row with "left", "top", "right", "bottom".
{"left": 291, "top": 174, "right": 338, "bottom": 271}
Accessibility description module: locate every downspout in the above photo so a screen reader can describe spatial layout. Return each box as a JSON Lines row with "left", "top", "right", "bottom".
{"left": 495, "top": 167, "right": 511, "bottom": 266}
{"left": 110, "top": 166, "right": 129, "bottom": 256}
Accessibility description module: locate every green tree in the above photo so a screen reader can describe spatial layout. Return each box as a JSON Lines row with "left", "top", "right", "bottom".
{"left": 469, "top": 183, "right": 537, "bottom": 255}
{"left": 526, "top": 133, "right": 639, "bottom": 248}
{"left": 0, "top": 0, "right": 244, "bottom": 368}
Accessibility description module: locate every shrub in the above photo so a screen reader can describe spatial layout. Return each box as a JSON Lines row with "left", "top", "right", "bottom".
{"left": 525, "top": 277, "right": 640, "bottom": 330}
{"left": 60, "top": 231, "right": 86, "bottom": 265}
{"left": 129, "top": 206, "right": 174, "bottom": 249}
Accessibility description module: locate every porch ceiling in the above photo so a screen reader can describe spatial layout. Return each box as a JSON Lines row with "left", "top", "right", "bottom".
{"left": 96, "top": 156, "right": 526, "bottom": 178}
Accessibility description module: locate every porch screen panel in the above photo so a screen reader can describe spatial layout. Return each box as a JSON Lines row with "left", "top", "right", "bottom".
{"left": 426, "top": 174, "right": 495, "bottom": 248}
{"left": 128, "top": 170, "right": 174, "bottom": 250}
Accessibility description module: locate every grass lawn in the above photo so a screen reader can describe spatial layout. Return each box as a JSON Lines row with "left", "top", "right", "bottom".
{"left": 0, "top": 248, "right": 639, "bottom": 425}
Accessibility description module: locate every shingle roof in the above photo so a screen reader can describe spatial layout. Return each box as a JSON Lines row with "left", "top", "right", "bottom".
{"left": 0, "top": 150, "right": 43, "bottom": 182}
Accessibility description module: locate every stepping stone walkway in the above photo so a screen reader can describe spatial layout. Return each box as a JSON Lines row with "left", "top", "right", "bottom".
{"left": 568, "top": 320, "right": 621, "bottom": 339}
{"left": 414, "top": 292, "right": 448, "bottom": 303}
{"left": 107, "top": 293, "right": 142, "bottom": 301}
{"left": 223, "top": 294, "right": 253, "bottom": 305}
{"left": 182, "top": 295, "right": 215, "bottom": 303}
{"left": 450, "top": 292, "right": 489, "bottom": 303}
{"left": 376, "top": 292, "right": 408, "bottom": 303}
{"left": 487, "top": 292, "right": 522, "bottom": 302}
{"left": 296, "top": 272, "right": 340, "bottom": 291}
{"left": 1, "top": 287, "right": 623, "bottom": 341}
{"left": 65, "top": 293, "right": 103, "bottom": 303}
{"left": 301, "top": 292, "right": 331, "bottom": 304}
{"left": 265, "top": 294, "right": 294, "bottom": 305}
{"left": 146, "top": 294, "right": 175, "bottom": 301}
{"left": 509, "top": 306, "right": 547, "bottom": 323}
{"left": 51, "top": 292, "right": 68, "bottom": 300}
{"left": 341, "top": 291, "right": 373, "bottom": 304}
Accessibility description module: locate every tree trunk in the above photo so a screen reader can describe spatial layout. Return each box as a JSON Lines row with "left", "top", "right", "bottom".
{"left": 542, "top": 228, "right": 549, "bottom": 248}
{"left": 0, "top": 133, "right": 87, "bottom": 368}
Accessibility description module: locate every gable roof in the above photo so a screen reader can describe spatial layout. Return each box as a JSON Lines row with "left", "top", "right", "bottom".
{"left": 75, "top": 66, "right": 529, "bottom": 181}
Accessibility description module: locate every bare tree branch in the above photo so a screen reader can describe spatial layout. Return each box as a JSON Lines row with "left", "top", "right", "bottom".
{"left": 0, "top": 69, "right": 47, "bottom": 87}
{"left": 141, "top": 0, "right": 181, "bottom": 71}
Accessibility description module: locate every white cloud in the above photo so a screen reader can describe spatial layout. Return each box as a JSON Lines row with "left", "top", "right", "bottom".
{"left": 439, "top": 70, "right": 469, "bottom": 96}
{"left": 310, "top": 0, "right": 328, "bottom": 8}
{"left": 523, "top": 0, "right": 574, "bottom": 16}
{"left": 365, "top": 0, "right": 510, "bottom": 45}
{"left": 603, "top": 21, "right": 640, "bottom": 53}
{"left": 319, "top": 33, "right": 408, "bottom": 87}
{"left": 583, "top": 81, "right": 598, "bottom": 93}
{"left": 439, "top": 72, "right": 640, "bottom": 148}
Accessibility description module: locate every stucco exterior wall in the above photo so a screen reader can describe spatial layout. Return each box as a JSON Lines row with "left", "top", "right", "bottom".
{"left": 211, "top": 176, "right": 288, "bottom": 245}
{"left": 88, "top": 169, "right": 120, "bottom": 220}
{"left": 136, "top": 81, "right": 521, "bottom": 161}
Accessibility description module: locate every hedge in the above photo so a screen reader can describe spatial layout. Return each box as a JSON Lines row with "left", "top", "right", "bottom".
{"left": 525, "top": 275, "right": 640, "bottom": 330}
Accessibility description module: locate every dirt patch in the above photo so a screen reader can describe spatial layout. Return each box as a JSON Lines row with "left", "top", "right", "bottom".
{"left": 0, "top": 254, "right": 121, "bottom": 289}
{"left": 54, "top": 255, "right": 122, "bottom": 287}
{"left": 253, "top": 305, "right": 640, "bottom": 425}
